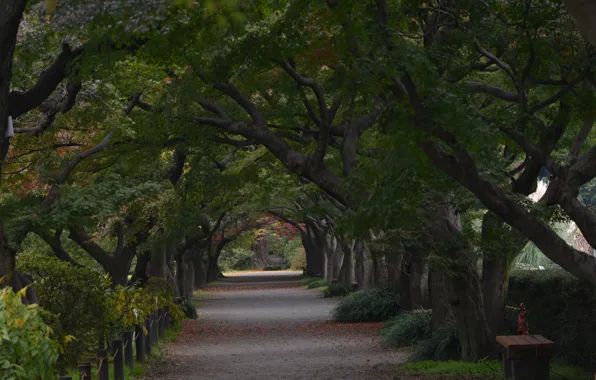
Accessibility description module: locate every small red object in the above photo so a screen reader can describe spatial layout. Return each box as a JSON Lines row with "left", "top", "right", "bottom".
{"left": 517, "top": 303, "right": 529, "bottom": 335}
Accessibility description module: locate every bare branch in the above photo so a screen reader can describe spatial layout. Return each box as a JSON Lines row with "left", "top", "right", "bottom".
{"left": 465, "top": 81, "right": 518, "bottom": 102}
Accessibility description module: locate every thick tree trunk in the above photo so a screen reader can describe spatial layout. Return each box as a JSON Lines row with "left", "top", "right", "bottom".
{"left": 385, "top": 251, "right": 402, "bottom": 291}
{"left": 252, "top": 237, "right": 270, "bottom": 270}
{"left": 354, "top": 238, "right": 374, "bottom": 289}
{"left": 176, "top": 255, "right": 187, "bottom": 300}
{"left": 149, "top": 243, "right": 167, "bottom": 278}
{"left": 408, "top": 245, "right": 424, "bottom": 309}
{"left": 194, "top": 253, "right": 208, "bottom": 289}
{"left": 0, "top": 223, "right": 15, "bottom": 282}
{"left": 338, "top": 238, "right": 354, "bottom": 285}
{"left": 372, "top": 251, "right": 388, "bottom": 287}
{"left": 131, "top": 251, "right": 150, "bottom": 285}
{"left": 480, "top": 212, "right": 526, "bottom": 336}
{"left": 424, "top": 200, "right": 493, "bottom": 361}
{"left": 429, "top": 267, "right": 453, "bottom": 333}
{"left": 185, "top": 256, "right": 195, "bottom": 300}
{"left": 400, "top": 258, "right": 413, "bottom": 311}
{"left": 302, "top": 229, "right": 323, "bottom": 276}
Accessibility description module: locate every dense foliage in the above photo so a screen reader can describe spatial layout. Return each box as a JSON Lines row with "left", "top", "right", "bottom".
{"left": 0, "top": 287, "right": 59, "bottom": 379}
{"left": 332, "top": 288, "right": 401, "bottom": 323}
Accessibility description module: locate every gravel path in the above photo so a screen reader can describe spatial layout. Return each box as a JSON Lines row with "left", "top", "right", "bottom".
{"left": 144, "top": 271, "right": 407, "bottom": 380}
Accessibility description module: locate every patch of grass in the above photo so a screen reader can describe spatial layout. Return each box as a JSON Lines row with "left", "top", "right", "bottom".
{"left": 332, "top": 287, "right": 400, "bottom": 322}
{"left": 398, "top": 360, "right": 590, "bottom": 380}
{"left": 306, "top": 279, "right": 328, "bottom": 289}
{"left": 408, "top": 319, "right": 460, "bottom": 362}
{"left": 381, "top": 310, "right": 431, "bottom": 347}
{"left": 326, "top": 283, "right": 352, "bottom": 297}
{"left": 181, "top": 300, "right": 198, "bottom": 319}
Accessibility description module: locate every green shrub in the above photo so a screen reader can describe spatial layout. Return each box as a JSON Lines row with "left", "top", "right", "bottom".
{"left": 306, "top": 279, "right": 328, "bottom": 288}
{"left": 381, "top": 310, "right": 432, "bottom": 347}
{"left": 325, "top": 283, "right": 352, "bottom": 297}
{"left": 0, "top": 287, "right": 59, "bottom": 379}
{"left": 408, "top": 319, "right": 461, "bottom": 362}
{"left": 18, "top": 253, "right": 111, "bottom": 369}
{"left": 263, "top": 265, "right": 284, "bottom": 271}
{"left": 507, "top": 269, "right": 596, "bottom": 366}
{"left": 181, "top": 300, "right": 198, "bottom": 319}
{"left": 219, "top": 248, "right": 254, "bottom": 271}
{"left": 332, "top": 288, "right": 400, "bottom": 322}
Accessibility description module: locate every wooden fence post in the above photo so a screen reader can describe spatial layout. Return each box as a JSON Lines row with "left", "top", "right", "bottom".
{"left": 97, "top": 348, "right": 109, "bottom": 380}
{"left": 77, "top": 362, "right": 91, "bottom": 380}
{"left": 150, "top": 312, "right": 159, "bottom": 343}
{"left": 145, "top": 317, "right": 153, "bottom": 356}
{"left": 164, "top": 306, "right": 170, "bottom": 330}
{"left": 158, "top": 308, "right": 165, "bottom": 339}
{"left": 112, "top": 338, "right": 125, "bottom": 380}
{"left": 135, "top": 324, "right": 146, "bottom": 363}
{"left": 123, "top": 330, "right": 134, "bottom": 368}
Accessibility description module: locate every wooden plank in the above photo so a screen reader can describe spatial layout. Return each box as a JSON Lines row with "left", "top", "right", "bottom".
{"left": 496, "top": 335, "right": 553, "bottom": 349}
{"left": 496, "top": 336, "right": 518, "bottom": 348}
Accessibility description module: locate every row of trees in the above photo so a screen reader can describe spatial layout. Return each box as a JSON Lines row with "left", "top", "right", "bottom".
{"left": 3, "top": 0, "right": 596, "bottom": 363}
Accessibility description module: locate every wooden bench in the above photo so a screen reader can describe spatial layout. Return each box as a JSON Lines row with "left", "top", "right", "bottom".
{"left": 496, "top": 335, "right": 554, "bottom": 380}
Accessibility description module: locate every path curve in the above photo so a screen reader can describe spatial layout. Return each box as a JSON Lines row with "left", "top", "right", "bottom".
{"left": 145, "top": 271, "right": 406, "bottom": 379}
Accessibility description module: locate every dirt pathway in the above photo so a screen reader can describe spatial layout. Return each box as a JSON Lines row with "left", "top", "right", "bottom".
{"left": 145, "top": 271, "right": 406, "bottom": 379}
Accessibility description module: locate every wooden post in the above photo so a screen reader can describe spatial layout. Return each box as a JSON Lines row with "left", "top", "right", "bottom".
{"left": 112, "top": 339, "right": 125, "bottom": 380}
{"left": 122, "top": 330, "right": 134, "bottom": 368}
{"left": 164, "top": 306, "right": 170, "bottom": 329}
{"left": 145, "top": 317, "right": 153, "bottom": 356}
{"left": 77, "top": 362, "right": 91, "bottom": 380}
{"left": 97, "top": 348, "right": 109, "bottom": 380}
{"left": 135, "top": 324, "right": 146, "bottom": 362}
{"left": 150, "top": 312, "right": 159, "bottom": 343}
{"left": 158, "top": 308, "right": 166, "bottom": 339}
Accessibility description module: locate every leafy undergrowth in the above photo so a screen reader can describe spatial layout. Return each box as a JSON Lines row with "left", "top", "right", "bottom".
{"left": 305, "top": 279, "right": 328, "bottom": 289}
{"left": 397, "top": 360, "right": 590, "bottom": 380}
{"left": 332, "top": 288, "right": 400, "bottom": 322}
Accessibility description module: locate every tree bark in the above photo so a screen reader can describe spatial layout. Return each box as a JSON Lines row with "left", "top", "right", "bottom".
{"left": 385, "top": 251, "right": 402, "bottom": 291}
{"left": 354, "top": 238, "right": 374, "bottom": 289}
{"left": 424, "top": 200, "right": 493, "bottom": 361}
{"left": 429, "top": 267, "right": 453, "bottom": 333}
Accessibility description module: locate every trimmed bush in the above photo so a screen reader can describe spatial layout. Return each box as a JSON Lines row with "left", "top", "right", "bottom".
{"left": 332, "top": 288, "right": 400, "bottom": 322}
{"left": 507, "top": 269, "right": 596, "bottom": 366}
{"left": 18, "top": 253, "right": 111, "bottom": 369}
{"left": 408, "top": 319, "right": 461, "bottom": 362}
{"left": 263, "top": 265, "right": 284, "bottom": 271}
{"left": 306, "top": 279, "right": 328, "bottom": 289}
{"left": 181, "top": 300, "right": 198, "bottom": 319}
{"left": 381, "top": 310, "right": 432, "bottom": 347}
{"left": 327, "top": 283, "right": 352, "bottom": 297}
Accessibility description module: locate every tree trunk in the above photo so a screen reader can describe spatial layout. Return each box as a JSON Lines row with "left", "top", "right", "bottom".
{"left": 424, "top": 199, "right": 494, "bottom": 361}
{"left": 0, "top": 223, "right": 15, "bottom": 282}
{"left": 149, "top": 243, "right": 167, "bottom": 278}
{"left": 408, "top": 245, "right": 423, "bottom": 309}
{"left": 354, "top": 238, "right": 373, "bottom": 289}
{"left": 429, "top": 267, "right": 453, "bottom": 333}
{"left": 131, "top": 251, "right": 150, "bottom": 285}
{"left": 176, "top": 254, "right": 187, "bottom": 300}
{"left": 251, "top": 237, "right": 270, "bottom": 270}
{"left": 400, "top": 258, "right": 412, "bottom": 311}
{"left": 185, "top": 256, "right": 195, "bottom": 300}
{"left": 338, "top": 238, "right": 354, "bottom": 285}
{"left": 481, "top": 212, "right": 526, "bottom": 336}
{"left": 302, "top": 226, "right": 324, "bottom": 277}
{"left": 194, "top": 253, "right": 208, "bottom": 289}
{"left": 385, "top": 251, "right": 402, "bottom": 291}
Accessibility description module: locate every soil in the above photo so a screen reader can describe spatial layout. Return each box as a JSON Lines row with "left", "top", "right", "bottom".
{"left": 143, "top": 271, "right": 408, "bottom": 380}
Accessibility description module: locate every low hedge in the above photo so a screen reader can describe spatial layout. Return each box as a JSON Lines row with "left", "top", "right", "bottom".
{"left": 507, "top": 269, "right": 596, "bottom": 366}
{"left": 332, "top": 288, "right": 400, "bottom": 322}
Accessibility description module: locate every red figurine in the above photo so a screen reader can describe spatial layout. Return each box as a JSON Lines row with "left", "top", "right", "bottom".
{"left": 517, "top": 303, "right": 529, "bottom": 335}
